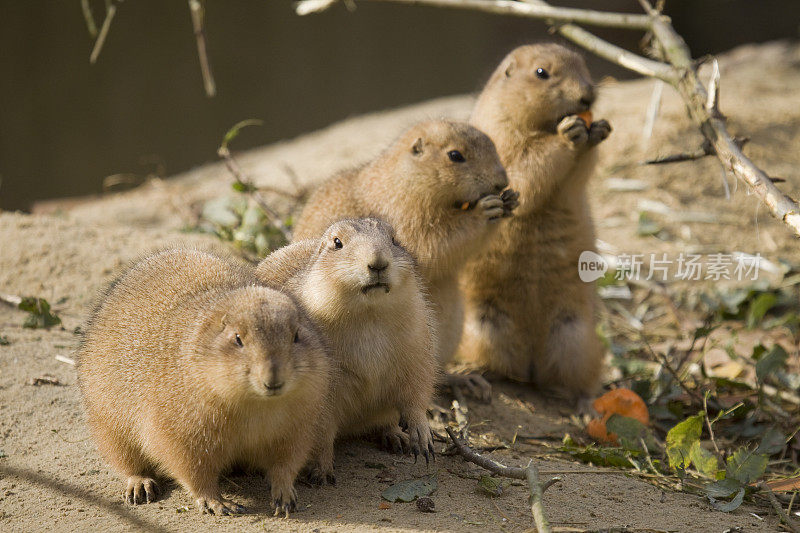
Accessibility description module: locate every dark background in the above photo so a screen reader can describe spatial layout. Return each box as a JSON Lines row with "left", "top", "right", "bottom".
{"left": 1, "top": 0, "right": 798, "bottom": 211}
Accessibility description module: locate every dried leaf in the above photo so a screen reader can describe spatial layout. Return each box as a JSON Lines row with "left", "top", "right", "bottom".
{"left": 763, "top": 477, "right": 800, "bottom": 492}
{"left": 381, "top": 475, "right": 437, "bottom": 502}
{"left": 709, "top": 487, "right": 745, "bottom": 512}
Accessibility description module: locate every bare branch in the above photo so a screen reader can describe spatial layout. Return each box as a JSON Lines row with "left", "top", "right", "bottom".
{"left": 705, "top": 58, "right": 720, "bottom": 113}
{"left": 188, "top": 0, "right": 217, "bottom": 97}
{"left": 90, "top": 0, "right": 119, "bottom": 64}
{"left": 445, "top": 427, "right": 558, "bottom": 533}
{"left": 641, "top": 79, "right": 664, "bottom": 147}
{"left": 81, "top": 0, "right": 98, "bottom": 38}
{"left": 521, "top": 0, "right": 676, "bottom": 82}
{"left": 296, "top": 0, "right": 654, "bottom": 30}
{"left": 759, "top": 482, "right": 800, "bottom": 533}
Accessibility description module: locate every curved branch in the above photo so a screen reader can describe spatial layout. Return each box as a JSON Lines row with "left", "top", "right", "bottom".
{"left": 296, "top": 0, "right": 654, "bottom": 31}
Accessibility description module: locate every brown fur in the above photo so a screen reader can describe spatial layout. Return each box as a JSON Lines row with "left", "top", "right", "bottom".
{"left": 458, "top": 44, "right": 612, "bottom": 400}
{"left": 292, "top": 121, "right": 513, "bottom": 397}
{"left": 77, "top": 249, "right": 330, "bottom": 516}
{"left": 256, "top": 218, "right": 437, "bottom": 482}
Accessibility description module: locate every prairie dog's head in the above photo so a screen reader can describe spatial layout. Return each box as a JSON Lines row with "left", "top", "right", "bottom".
{"left": 475, "top": 44, "right": 595, "bottom": 132}
{"left": 391, "top": 120, "right": 508, "bottom": 209}
{"left": 198, "top": 286, "right": 327, "bottom": 400}
{"left": 305, "top": 218, "right": 417, "bottom": 313}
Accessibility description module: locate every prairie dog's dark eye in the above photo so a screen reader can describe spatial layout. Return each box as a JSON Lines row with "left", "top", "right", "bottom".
{"left": 293, "top": 331, "right": 300, "bottom": 343}
{"left": 235, "top": 333, "right": 244, "bottom": 347}
{"left": 333, "top": 237, "right": 343, "bottom": 249}
{"left": 447, "top": 150, "right": 465, "bottom": 163}
{"left": 536, "top": 68, "right": 549, "bottom": 80}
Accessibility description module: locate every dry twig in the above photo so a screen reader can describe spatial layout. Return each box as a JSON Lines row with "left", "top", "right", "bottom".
{"left": 760, "top": 482, "right": 800, "bottom": 533}
{"left": 90, "top": 0, "right": 120, "bottom": 64}
{"left": 445, "top": 426, "right": 560, "bottom": 533}
{"left": 296, "top": 0, "right": 800, "bottom": 238}
{"left": 188, "top": 0, "right": 217, "bottom": 97}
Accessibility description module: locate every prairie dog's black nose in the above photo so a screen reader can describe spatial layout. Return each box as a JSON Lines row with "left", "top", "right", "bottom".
{"left": 368, "top": 257, "right": 389, "bottom": 273}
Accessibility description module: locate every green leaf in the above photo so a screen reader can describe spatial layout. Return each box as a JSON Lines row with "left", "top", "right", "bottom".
{"left": 231, "top": 180, "right": 256, "bottom": 193}
{"left": 726, "top": 448, "right": 768, "bottom": 484}
{"left": 756, "top": 345, "right": 788, "bottom": 382}
{"left": 0, "top": 335, "right": 9, "bottom": 346}
{"left": 18, "top": 297, "right": 61, "bottom": 329}
{"left": 709, "top": 487, "right": 745, "bottom": 512}
{"left": 746, "top": 292, "right": 777, "bottom": 328}
{"left": 477, "top": 476, "right": 509, "bottom": 497}
{"left": 755, "top": 427, "right": 786, "bottom": 456}
{"left": 688, "top": 441, "right": 719, "bottom": 478}
{"left": 219, "top": 119, "right": 264, "bottom": 151}
{"left": 666, "top": 414, "right": 703, "bottom": 470}
{"left": 381, "top": 475, "right": 437, "bottom": 502}
{"left": 606, "top": 414, "right": 657, "bottom": 452}
{"left": 637, "top": 212, "right": 661, "bottom": 236}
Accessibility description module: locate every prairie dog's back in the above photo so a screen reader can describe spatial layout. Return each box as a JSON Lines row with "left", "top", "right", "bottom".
{"left": 80, "top": 249, "right": 252, "bottom": 382}
{"left": 293, "top": 168, "right": 365, "bottom": 241}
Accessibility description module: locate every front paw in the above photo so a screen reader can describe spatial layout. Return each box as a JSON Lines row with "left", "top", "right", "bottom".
{"left": 557, "top": 115, "right": 589, "bottom": 148}
{"left": 500, "top": 189, "right": 519, "bottom": 217}
{"left": 380, "top": 424, "right": 410, "bottom": 454}
{"left": 124, "top": 476, "right": 159, "bottom": 505}
{"left": 588, "top": 119, "right": 612, "bottom": 146}
{"left": 476, "top": 194, "right": 505, "bottom": 222}
{"left": 403, "top": 417, "right": 435, "bottom": 464}
{"left": 271, "top": 483, "right": 298, "bottom": 518}
{"left": 195, "top": 495, "right": 246, "bottom": 516}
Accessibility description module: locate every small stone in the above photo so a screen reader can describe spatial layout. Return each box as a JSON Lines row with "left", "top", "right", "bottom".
{"left": 416, "top": 497, "right": 435, "bottom": 513}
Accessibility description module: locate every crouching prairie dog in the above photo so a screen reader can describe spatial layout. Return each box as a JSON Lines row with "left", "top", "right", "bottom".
{"left": 458, "top": 44, "right": 612, "bottom": 401}
{"left": 256, "top": 218, "right": 437, "bottom": 483}
{"left": 293, "top": 120, "right": 518, "bottom": 400}
{"left": 78, "top": 249, "right": 330, "bottom": 517}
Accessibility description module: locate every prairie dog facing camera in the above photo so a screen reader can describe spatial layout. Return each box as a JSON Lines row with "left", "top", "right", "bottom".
{"left": 293, "top": 120, "right": 518, "bottom": 400}
{"left": 256, "top": 218, "right": 437, "bottom": 484}
{"left": 78, "top": 249, "right": 330, "bottom": 517}
{"left": 459, "top": 43, "right": 612, "bottom": 401}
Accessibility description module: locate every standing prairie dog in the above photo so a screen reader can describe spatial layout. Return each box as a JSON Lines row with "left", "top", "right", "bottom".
{"left": 78, "top": 249, "right": 330, "bottom": 517}
{"left": 293, "top": 120, "right": 518, "bottom": 400}
{"left": 458, "top": 44, "right": 612, "bottom": 400}
{"left": 256, "top": 218, "right": 437, "bottom": 483}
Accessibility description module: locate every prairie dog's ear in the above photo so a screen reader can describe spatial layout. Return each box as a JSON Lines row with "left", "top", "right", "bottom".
{"left": 411, "top": 137, "right": 424, "bottom": 155}
{"left": 220, "top": 313, "right": 228, "bottom": 328}
{"left": 504, "top": 58, "right": 516, "bottom": 78}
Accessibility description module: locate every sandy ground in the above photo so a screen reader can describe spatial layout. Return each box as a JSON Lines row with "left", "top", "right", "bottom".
{"left": 3, "top": 41, "right": 800, "bottom": 532}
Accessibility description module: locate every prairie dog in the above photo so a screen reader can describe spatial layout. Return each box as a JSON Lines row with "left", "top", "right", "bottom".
{"left": 78, "top": 249, "right": 330, "bottom": 516}
{"left": 459, "top": 44, "right": 612, "bottom": 400}
{"left": 256, "top": 218, "right": 437, "bottom": 483}
{"left": 293, "top": 120, "right": 517, "bottom": 399}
